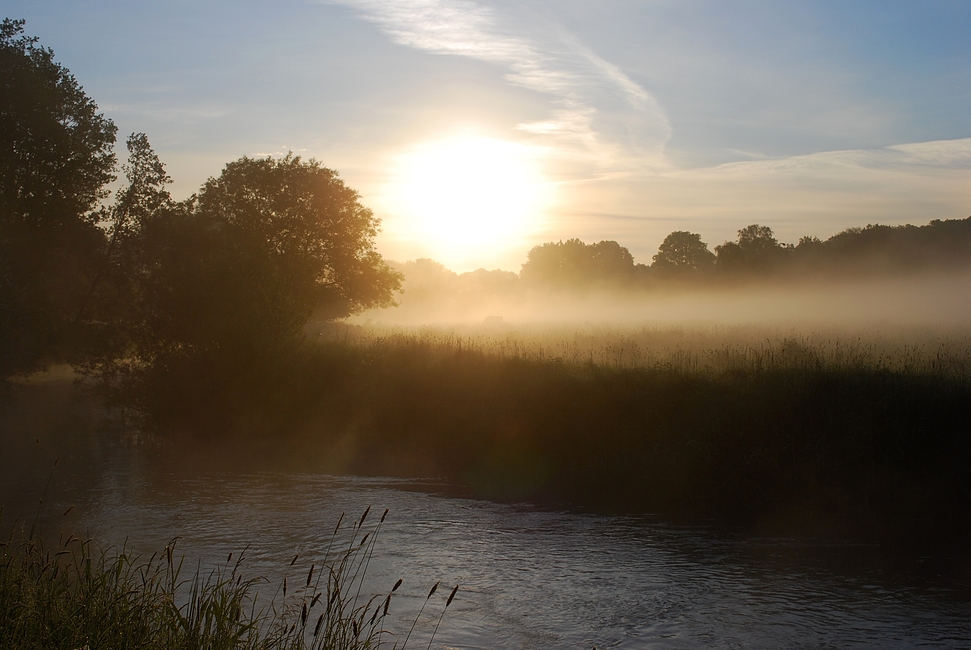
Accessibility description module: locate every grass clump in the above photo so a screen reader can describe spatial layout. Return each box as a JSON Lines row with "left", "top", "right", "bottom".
{"left": 0, "top": 508, "right": 457, "bottom": 650}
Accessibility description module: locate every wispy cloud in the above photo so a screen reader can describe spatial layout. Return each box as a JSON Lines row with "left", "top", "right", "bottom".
{"left": 699, "top": 137, "right": 971, "bottom": 177}
{"left": 324, "top": 0, "right": 671, "bottom": 163}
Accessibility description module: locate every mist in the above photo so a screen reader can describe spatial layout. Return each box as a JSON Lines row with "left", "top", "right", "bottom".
{"left": 354, "top": 265, "right": 971, "bottom": 327}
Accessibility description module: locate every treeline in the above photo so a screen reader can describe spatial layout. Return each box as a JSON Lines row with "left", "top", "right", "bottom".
{"left": 0, "top": 19, "right": 400, "bottom": 398}
{"left": 503, "top": 219, "right": 971, "bottom": 290}
{"left": 654, "top": 220, "right": 971, "bottom": 282}
{"left": 383, "top": 218, "right": 971, "bottom": 314}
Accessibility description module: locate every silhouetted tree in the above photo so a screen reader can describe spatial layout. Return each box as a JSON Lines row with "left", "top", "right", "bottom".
{"left": 74, "top": 133, "right": 174, "bottom": 377}
{"left": 716, "top": 224, "right": 786, "bottom": 274}
{"left": 0, "top": 19, "right": 117, "bottom": 379}
{"left": 520, "top": 238, "right": 642, "bottom": 288}
{"left": 105, "top": 154, "right": 402, "bottom": 421}
{"left": 789, "top": 218, "right": 971, "bottom": 277}
{"left": 651, "top": 231, "right": 715, "bottom": 277}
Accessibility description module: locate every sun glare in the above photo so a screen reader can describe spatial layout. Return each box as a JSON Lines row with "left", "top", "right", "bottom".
{"left": 387, "top": 136, "right": 550, "bottom": 267}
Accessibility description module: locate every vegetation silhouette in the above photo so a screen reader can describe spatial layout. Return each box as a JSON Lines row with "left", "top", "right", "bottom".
{"left": 0, "top": 19, "right": 117, "bottom": 382}
{"left": 84, "top": 150, "right": 402, "bottom": 426}
{"left": 652, "top": 231, "right": 716, "bottom": 278}
{"left": 1, "top": 506, "right": 456, "bottom": 649}
{"left": 271, "top": 328, "right": 971, "bottom": 550}
{"left": 520, "top": 238, "right": 650, "bottom": 289}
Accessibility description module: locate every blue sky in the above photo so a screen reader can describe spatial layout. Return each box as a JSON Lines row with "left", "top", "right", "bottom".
{"left": 8, "top": 0, "right": 971, "bottom": 270}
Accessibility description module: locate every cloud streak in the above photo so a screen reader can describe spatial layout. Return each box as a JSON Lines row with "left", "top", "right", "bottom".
{"left": 325, "top": 0, "right": 671, "bottom": 163}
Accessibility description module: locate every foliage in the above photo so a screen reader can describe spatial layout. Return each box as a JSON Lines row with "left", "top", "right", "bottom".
{"left": 0, "top": 19, "right": 116, "bottom": 379}
{"left": 0, "top": 19, "right": 116, "bottom": 225}
{"left": 87, "top": 152, "right": 402, "bottom": 425}
{"left": 192, "top": 155, "right": 401, "bottom": 321}
{"left": 715, "top": 223, "right": 787, "bottom": 273}
{"left": 651, "top": 231, "right": 715, "bottom": 276}
{"left": 790, "top": 218, "right": 971, "bottom": 276}
{"left": 520, "top": 238, "right": 648, "bottom": 288}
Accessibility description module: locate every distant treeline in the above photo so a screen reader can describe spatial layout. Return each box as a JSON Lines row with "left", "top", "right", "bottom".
{"left": 393, "top": 218, "right": 971, "bottom": 300}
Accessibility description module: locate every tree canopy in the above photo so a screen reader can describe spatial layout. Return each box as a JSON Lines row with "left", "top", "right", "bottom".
{"left": 0, "top": 19, "right": 116, "bottom": 378}
{"left": 100, "top": 153, "right": 403, "bottom": 421}
{"left": 715, "top": 224, "right": 786, "bottom": 273}
{"left": 651, "top": 231, "right": 715, "bottom": 276}
{"left": 520, "top": 238, "right": 646, "bottom": 288}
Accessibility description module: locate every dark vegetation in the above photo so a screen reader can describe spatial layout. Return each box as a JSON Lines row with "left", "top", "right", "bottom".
{"left": 158, "top": 331, "right": 968, "bottom": 550}
{"left": 2, "top": 18, "right": 971, "bottom": 553}
{"left": 0, "top": 506, "right": 457, "bottom": 649}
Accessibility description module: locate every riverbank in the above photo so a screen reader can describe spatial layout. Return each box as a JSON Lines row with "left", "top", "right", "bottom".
{"left": 56, "top": 325, "right": 970, "bottom": 554}
{"left": 5, "top": 326, "right": 971, "bottom": 556}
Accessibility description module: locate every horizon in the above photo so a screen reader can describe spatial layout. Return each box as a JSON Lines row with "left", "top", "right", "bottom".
{"left": 10, "top": 0, "right": 971, "bottom": 272}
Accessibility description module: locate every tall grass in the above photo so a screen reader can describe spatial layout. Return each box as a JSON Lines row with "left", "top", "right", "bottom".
{"left": 0, "top": 508, "right": 457, "bottom": 650}
{"left": 315, "top": 322, "right": 971, "bottom": 379}
{"left": 103, "top": 322, "right": 971, "bottom": 546}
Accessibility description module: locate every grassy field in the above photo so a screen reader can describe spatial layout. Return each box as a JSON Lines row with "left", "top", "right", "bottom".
{"left": 317, "top": 322, "right": 971, "bottom": 377}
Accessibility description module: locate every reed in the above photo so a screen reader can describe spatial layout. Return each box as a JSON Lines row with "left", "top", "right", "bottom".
{"left": 0, "top": 508, "right": 456, "bottom": 650}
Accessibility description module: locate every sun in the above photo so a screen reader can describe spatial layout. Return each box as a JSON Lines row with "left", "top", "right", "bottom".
{"left": 386, "top": 135, "right": 550, "bottom": 268}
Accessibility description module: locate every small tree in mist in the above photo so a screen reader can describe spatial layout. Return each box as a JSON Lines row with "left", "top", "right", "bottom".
{"left": 520, "top": 238, "right": 647, "bottom": 289}
{"left": 651, "top": 231, "right": 716, "bottom": 278}
{"left": 715, "top": 224, "right": 787, "bottom": 274}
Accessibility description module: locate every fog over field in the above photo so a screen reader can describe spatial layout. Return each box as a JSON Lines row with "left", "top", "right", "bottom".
{"left": 353, "top": 265, "right": 971, "bottom": 328}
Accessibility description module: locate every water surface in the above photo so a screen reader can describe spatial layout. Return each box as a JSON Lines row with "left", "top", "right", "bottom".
{"left": 2, "top": 396, "right": 969, "bottom": 649}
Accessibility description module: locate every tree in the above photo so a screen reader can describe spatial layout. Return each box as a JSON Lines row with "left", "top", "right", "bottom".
{"left": 651, "top": 231, "right": 715, "bottom": 277}
{"left": 520, "top": 238, "right": 640, "bottom": 288}
{"left": 737, "top": 224, "right": 779, "bottom": 257}
{"left": 715, "top": 224, "right": 785, "bottom": 274}
{"left": 192, "top": 154, "right": 401, "bottom": 320}
{"left": 0, "top": 19, "right": 117, "bottom": 379}
{"left": 73, "top": 134, "right": 174, "bottom": 375}
{"left": 111, "top": 154, "right": 402, "bottom": 422}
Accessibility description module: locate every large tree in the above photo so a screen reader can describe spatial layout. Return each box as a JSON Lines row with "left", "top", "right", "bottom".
{"left": 0, "top": 19, "right": 117, "bottom": 378}
{"left": 110, "top": 154, "right": 402, "bottom": 421}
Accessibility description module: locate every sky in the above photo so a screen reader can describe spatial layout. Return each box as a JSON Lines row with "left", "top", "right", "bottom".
{"left": 8, "top": 0, "right": 971, "bottom": 271}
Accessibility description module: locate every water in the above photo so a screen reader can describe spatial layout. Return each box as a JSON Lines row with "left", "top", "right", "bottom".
{"left": 2, "top": 393, "right": 970, "bottom": 649}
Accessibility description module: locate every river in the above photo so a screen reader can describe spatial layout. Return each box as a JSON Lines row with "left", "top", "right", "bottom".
{"left": 2, "top": 384, "right": 970, "bottom": 649}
